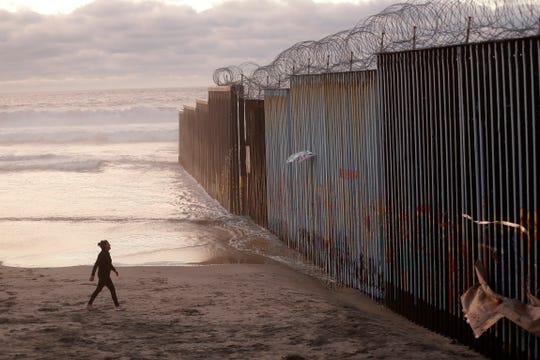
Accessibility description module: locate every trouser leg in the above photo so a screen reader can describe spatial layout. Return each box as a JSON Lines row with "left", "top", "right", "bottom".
{"left": 88, "top": 280, "right": 105, "bottom": 305}
{"left": 104, "top": 278, "right": 120, "bottom": 307}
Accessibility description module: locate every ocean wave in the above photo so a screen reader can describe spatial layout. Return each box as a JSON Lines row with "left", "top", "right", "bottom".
{"left": 0, "top": 122, "right": 178, "bottom": 144}
{"left": 0, "top": 87, "right": 206, "bottom": 114}
{"left": 0, "top": 153, "right": 57, "bottom": 162}
{"left": 0, "top": 153, "right": 105, "bottom": 172}
{"left": 0, "top": 106, "right": 178, "bottom": 127}
{"left": 0, "top": 148, "right": 186, "bottom": 172}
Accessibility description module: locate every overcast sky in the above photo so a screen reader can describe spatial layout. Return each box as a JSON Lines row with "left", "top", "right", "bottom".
{"left": 0, "top": 0, "right": 395, "bottom": 92}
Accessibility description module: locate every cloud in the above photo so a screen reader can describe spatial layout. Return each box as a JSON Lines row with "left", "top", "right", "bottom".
{"left": 0, "top": 0, "right": 395, "bottom": 91}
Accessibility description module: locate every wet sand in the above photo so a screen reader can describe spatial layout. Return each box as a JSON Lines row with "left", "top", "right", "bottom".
{"left": 0, "top": 262, "right": 485, "bottom": 359}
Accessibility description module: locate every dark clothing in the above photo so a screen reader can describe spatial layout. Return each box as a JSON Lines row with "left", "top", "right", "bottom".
{"left": 91, "top": 250, "right": 116, "bottom": 278}
{"left": 88, "top": 250, "right": 119, "bottom": 306}
{"left": 89, "top": 277, "right": 119, "bottom": 307}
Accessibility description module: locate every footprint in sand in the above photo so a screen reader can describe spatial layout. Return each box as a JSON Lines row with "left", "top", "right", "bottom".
{"left": 38, "top": 307, "right": 60, "bottom": 312}
{"left": 152, "top": 277, "right": 168, "bottom": 285}
{"left": 0, "top": 301, "right": 17, "bottom": 310}
{"left": 180, "top": 308, "right": 202, "bottom": 316}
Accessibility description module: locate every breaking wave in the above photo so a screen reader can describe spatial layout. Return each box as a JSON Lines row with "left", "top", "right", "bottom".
{"left": 0, "top": 153, "right": 105, "bottom": 172}
{"left": 0, "top": 106, "right": 179, "bottom": 144}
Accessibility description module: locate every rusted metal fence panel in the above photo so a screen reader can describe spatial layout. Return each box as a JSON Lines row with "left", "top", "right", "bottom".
{"left": 178, "top": 86, "right": 244, "bottom": 215}
{"left": 178, "top": 85, "right": 269, "bottom": 221}
{"left": 194, "top": 100, "right": 208, "bottom": 185}
{"left": 265, "top": 72, "right": 385, "bottom": 296}
{"left": 244, "top": 100, "right": 268, "bottom": 227}
{"left": 178, "top": 105, "right": 198, "bottom": 179}
{"left": 207, "top": 86, "right": 243, "bottom": 214}
{"left": 378, "top": 36, "right": 539, "bottom": 359}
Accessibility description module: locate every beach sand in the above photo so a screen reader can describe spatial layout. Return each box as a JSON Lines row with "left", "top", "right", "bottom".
{"left": 0, "top": 260, "right": 485, "bottom": 359}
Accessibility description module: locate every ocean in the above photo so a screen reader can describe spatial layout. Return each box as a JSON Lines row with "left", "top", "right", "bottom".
{"left": 0, "top": 87, "right": 291, "bottom": 268}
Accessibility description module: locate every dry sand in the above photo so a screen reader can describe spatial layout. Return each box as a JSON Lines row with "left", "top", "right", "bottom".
{"left": 0, "top": 261, "right": 485, "bottom": 359}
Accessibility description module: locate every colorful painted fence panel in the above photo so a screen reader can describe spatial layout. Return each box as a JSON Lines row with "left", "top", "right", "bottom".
{"left": 265, "top": 89, "right": 293, "bottom": 243}
{"left": 265, "top": 71, "right": 385, "bottom": 297}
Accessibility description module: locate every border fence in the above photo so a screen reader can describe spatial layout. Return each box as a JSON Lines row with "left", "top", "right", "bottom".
{"left": 179, "top": 35, "right": 539, "bottom": 359}
{"left": 265, "top": 70, "right": 385, "bottom": 296}
{"left": 378, "top": 36, "right": 539, "bottom": 358}
{"left": 244, "top": 99, "right": 268, "bottom": 227}
{"left": 213, "top": 0, "right": 539, "bottom": 99}
{"left": 179, "top": 86, "right": 244, "bottom": 214}
{"left": 178, "top": 86, "right": 269, "bottom": 225}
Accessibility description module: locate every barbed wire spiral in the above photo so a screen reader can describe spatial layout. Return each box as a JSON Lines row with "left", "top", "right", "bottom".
{"left": 213, "top": 0, "right": 539, "bottom": 99}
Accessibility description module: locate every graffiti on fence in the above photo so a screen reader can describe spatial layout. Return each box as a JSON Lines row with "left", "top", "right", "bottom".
{"left": 338, "top": 168, "right": 359, "bottom": 180}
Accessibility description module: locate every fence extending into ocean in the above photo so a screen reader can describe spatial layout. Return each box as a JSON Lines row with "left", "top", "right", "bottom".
{"left": 178, "top": 36, "right": 539, "bottom": 359}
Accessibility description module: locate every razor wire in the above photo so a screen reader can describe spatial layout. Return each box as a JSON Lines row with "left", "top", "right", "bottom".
{"left": 213, "top": 0, "right": 540, "bottom": 98}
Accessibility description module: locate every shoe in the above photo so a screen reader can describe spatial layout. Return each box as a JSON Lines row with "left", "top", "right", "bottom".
{"left": 114, "top": 306, "right": 125, "bottom": 311}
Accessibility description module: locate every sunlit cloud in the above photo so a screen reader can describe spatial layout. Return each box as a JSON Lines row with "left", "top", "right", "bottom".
{"left": 0, "top": 0, "right": 395, "bottom": 91}
{"left": 0, "top": 0, "right": 374, "bottom": 13}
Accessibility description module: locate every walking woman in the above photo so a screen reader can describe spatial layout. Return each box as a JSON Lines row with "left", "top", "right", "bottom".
{"left": 87, "top": 240, "right": 124, "bottom": 311}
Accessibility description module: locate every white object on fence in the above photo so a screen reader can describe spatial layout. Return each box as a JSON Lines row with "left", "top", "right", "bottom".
{"left": 286, "top": 150, "right": 315, "bottom": 164}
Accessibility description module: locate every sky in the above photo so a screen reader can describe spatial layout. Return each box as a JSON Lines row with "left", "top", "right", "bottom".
{"left": 0, "top": 0, "right": 396, "bottom": 92}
